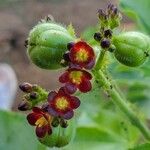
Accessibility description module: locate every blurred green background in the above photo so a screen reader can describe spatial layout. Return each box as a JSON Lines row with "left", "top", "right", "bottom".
{"left": 0, "top": 0, "right": 150, "bottom": 150}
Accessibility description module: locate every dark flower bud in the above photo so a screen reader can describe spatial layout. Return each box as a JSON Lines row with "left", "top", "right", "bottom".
{"left": 104, "top": 29, "right": 112, "bottom": 38}
{"left": 100, "top": 38, "right": 111, "bottom": 49}
{"left": 18, "top": 100, "right": 32, "bottom": 111}
{"left": 107, "top": 3, "right": 114, "bottom": 10}
{"left": 98, "top": 9, "right": 106, "bottom": 20}
{"left": 111, "top": 7, "right": 119, "bottom": 18}
{"left": 94, "top": 32, "right": 102, "bottom": 42}
{"left": 67, "top": 42, "right": 74, "bottom": 50}
{"left": 52, "top": 117, "right": 60, "bottom": 127}
{"left": 24, "top": 40, "right": 28, "bottom": 48}
{"left": 60, "top": 59, "right": 69, "bottom": 67}
{"left": 113, "top": 7, "right": 118, "bottom": 15}
{"left": 19, "top": 82, "right": 33, "bottom": 93}
{"left": 60, "top": 119, "right": 68, "bottom": 128}
{"left": 63, "top": 52, "right": 70, "bottom": 62}
{"left": 30, "top": 92, "right": 38, "bottom": 99}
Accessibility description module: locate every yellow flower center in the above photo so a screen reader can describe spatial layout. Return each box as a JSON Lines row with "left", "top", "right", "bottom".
{"left": 55, "top": 97, "right": 69, "bottom": 110}
{"left": 69, "top": 71, "right": 83, "bottom": 85}
{"left": 75, "top": 49, "right": 88, "bottom": 62}
{"left": 35, "top": 117, "right": 48, "bottom": 127}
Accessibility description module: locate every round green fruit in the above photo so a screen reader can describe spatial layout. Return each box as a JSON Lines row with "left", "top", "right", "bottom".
{"left": 27, "top": 21, "right": 74, "bottom": 70}
{"left": 38, "top": 118, "right": 76, "bottom": 148}
{"left": 113, "top": 32, "right": 150, "bottom": 67}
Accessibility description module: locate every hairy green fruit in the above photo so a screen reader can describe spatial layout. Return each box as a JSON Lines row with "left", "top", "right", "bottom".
{"left": 27, "top": 22, "right": 74, "bottom": 70}
{"left": 38, "top": 119, "right": 76, "bottom": 148}
{"left": 113, "top": 32, "right": 150, "bottom": 67}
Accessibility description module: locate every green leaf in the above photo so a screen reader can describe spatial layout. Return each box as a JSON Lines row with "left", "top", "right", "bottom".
{"left": 63, "top": 126, "right": 128, "bottom": 150}
{"left": 119, "top": 0, "right": 150, "bottom": 34}
{"left": 0, "top": 110, "right": 46, "bottom": 150}
{"left": 130, "top": 143, "right": 150, "bottom": 150}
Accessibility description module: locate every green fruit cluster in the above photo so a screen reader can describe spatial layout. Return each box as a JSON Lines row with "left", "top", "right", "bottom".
{"left": 27, "top": 22, "right": 74, "bottom": 69}
{"left": 113, "top": 32, "right": 150, "bottom": 67}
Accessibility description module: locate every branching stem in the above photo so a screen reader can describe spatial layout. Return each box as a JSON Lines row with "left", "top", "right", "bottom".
{"left": 92, "top": 48, "right": 150, "bottom": 141}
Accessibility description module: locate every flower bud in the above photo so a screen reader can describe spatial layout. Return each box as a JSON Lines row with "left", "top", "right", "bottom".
{"left": 98, "top": 9, "right": 106, "bottom": 20}
{"left": 30, "top": 92, "right": 38, "bottom": 99}
{"left": 94, "top": 32, "right": 102, "bottom": 42}
{"left": 113, "top": 31, "right": 150, "bottom": 67}
{"left": 104, "top": 29, "right": 112, "bottom": 38}
{"left": 101, "top": 38, "right": 111, "bottom": 49}
{"left": 60, "top": 119, "right": 68, "bottom": 128}
{"left": 51, "top": 117, "right": 59, "bottom": 127}
{"left": 63, "top": 52, "right": 70, "bottom": 62}
{"left": 19, "top": 82, "right": 33, "bottom": 93}
{"left": 67, "top": 42, "right": 74, "bottom": 50}
{"left": 18, "top": 100, "right": 32, "bottom": 111}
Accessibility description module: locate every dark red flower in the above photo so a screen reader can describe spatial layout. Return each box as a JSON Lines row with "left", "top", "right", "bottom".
{"left": 27, "top": 107, "right": 52, "bottom": 138}
{"left": 59, "top": 68, "right": 92, "bottom": 94}
{"left": 47, "top": 88, "right": 80, "bottom": 120}
{"left": 69, "top": 41, "right": 95, "bottom": 69}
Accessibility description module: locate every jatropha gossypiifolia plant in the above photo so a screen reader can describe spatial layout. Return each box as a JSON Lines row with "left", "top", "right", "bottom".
{"left": 18, "top": 3, "right": 150, "bottom": 148}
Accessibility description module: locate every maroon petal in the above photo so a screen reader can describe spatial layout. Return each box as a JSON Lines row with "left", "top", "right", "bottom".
{"left": 48, "top": 107, "right": 59, "bottom": 117}
{"left": 70, "top": 96, "right": 81, "bottom": 109}
{"left": 47, "top": 125, "right": 52, "bottom": 135}
{"left": 32, "top": 107, "right": 43, "bottom": 113}
{"left": 27, "top": 113, "right": 42, "bottom": 126}
{"left": 62, "top": 110, "right": 74, "bottom": 120}
{"left": 85, "top": 59, "right": 95, "bottom": 70}
{"left": 58, "top": 87, "right": 67, "bottom": 95}
{"left": 59, "top": 72, "right": 69, "bottom": 83}
{"left": 48, "top": 91, "right": 57, "bottom": 103}
{"left": 79, "top": 79, "right": 92, "bottom": 93}
{"left": 36, "top": 125, "right": 47, "bottom": 138}
{"left": 82, "top": 70, "right": 92, "bottom": 80}
{"left": 64, "top": 83, "right": 77, "bottom": 94}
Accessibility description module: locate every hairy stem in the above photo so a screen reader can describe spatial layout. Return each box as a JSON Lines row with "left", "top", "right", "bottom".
{"left": 93, "top": 69, "right": 150, "bottom": 140}
{"left": 92, "top": 48, "right": 150, "bottom": 140}
{"left": 94, "top": 49, "right": 106, "bottom": 70}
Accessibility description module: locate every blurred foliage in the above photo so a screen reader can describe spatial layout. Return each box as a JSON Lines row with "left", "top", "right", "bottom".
{"left": 120, "top": 0, "right": 150, "bottom": 35}
{"left": 0, "top": 110, "right": 46, "bottom": 150}
{"left": 130, "top": 143, "right": 150, "bottom": 150}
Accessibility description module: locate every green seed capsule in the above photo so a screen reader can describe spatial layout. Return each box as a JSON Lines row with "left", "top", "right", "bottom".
{"left": 27, "top": 21, "right": 74, "bottom": 70}
{"left": 113, "top": 32, "right": 150, "bottom": 67}
{"left": 38, "top": 118, "right": 76, "bottom": 148}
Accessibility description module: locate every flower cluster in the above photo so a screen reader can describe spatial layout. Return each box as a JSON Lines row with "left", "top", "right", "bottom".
{"left": 94, "top": 4, "right": 121, "bottom": 51}
{"left": 18, "top": 40, "right": 95, "bottom": 138}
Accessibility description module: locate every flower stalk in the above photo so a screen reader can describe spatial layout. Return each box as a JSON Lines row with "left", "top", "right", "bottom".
{"left": 92, "top": 49, "right": 150, "bottom": 141}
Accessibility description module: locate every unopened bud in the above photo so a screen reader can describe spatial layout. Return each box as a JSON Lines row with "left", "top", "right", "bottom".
{"left": 52, "top": 117, "right": 60, "bottom": 127}
{"left": 101, "top": 39, "right": 111, "bottom": 49}
{"left": 104, "top": 29, "right": 112, "bottom": 38}
{"left": 94, "top": 32, "right": 102, "bottom": 42}
{"left": 18, "top": 100, "right": 32, "bottom": 111}
{"left": 63, "top": 52, "right": 70, "bottom": 62}
{"left": 67, "top": 42, "right": 74, "bottom": 50}
{"left": 19, "top": 82, "right": 33, "bottom": 93}
{"left": 30, "top": 92, "right": 38, "bottom": 99}
{"left": 98, "top": 9, "right": 106, "bottom": 20}
{"left": 60, "top": 119, "right": 68, "bottom": 128}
